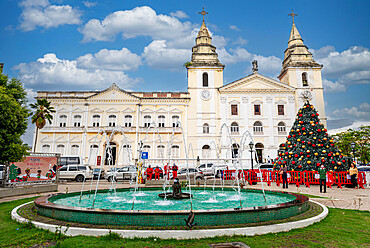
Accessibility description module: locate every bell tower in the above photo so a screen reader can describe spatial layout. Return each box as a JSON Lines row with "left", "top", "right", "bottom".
{"left": 278, "top": 11, "right": 327, "bottom": 126}
{"left": 186, "top": 8, "right": 224, "bottom": 156}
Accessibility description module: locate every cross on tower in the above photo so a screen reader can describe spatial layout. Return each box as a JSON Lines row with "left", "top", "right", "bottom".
{"left": 288, "top": 10, "right": 298, "bottom": 23}
{"left": 198, "top": 7, "right": 208, "bottom": 21}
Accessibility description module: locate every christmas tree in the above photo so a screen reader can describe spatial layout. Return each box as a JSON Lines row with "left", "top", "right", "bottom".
{"left": 275, "top": 101, "right": 349, "bottom": 171}
{"left": 8, "top": 164, "right": 18, "bottom": 181}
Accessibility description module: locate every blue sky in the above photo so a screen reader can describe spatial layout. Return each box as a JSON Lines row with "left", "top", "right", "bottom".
{"left": 0, "top": 0, "right": 369, "bottom": 145}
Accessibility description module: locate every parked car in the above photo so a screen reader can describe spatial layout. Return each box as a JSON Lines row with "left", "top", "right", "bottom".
{"left": 93, "top": 168, "right": 106, "bottom": 179}
{"left": 106, "top": 166, "right": 138, "bottom": 182}
{"left": 175, "top": 168, "right": 204, "bottom": 181}
{"left": 59, "top": 165, "right": 93, "bottom": 182}
{"left": 196, "top": 163, "right": 215, "bottom": 176}
{"left": 357, "top": 166, "right": 370, "bottom": 172}
{"left": 257, "top": 163, "right": 274, "bottom": 171}
{"left": 59, "top": 156, "right": 82, "bottom": 167}
{"left": 0, "top": 165, "right": 4, "bottom": 180}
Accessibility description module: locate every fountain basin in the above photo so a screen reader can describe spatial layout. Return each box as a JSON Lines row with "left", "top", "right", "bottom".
{"left": 34, "top": 188, "right": 309, "bottom": 227}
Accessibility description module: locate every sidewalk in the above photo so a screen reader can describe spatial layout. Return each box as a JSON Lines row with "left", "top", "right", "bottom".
{"left": 1, "top": 181, "right": 369, "bottom": 211}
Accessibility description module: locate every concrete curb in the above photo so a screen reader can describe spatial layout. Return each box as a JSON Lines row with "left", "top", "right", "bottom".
{"left": 12, "top": 200, "right": 328, "bottom": 239}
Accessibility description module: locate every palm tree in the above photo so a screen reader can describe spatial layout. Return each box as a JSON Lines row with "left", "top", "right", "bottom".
{"left": 30, "top": 99, "right": 55, "bottom": 152}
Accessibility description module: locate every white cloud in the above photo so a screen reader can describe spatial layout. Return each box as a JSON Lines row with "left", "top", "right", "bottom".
{"left": 79, "top": 6, "right": 194, "bottom": 43}
{"left": 77, "top": 48, "right": 142, "bottom": 71}
{"left": 218, "top": 47, "right": 252, "bottom": 64}
{"left": 331, "top": 102, "right": 370, "bottom": 121}
{"left": 170, "top": 10, "right": 188, "bottom": 19}
{"left": 19, "top": 0, "right": 82, "bottom": 31}
{"left": 311, "top": 46, "right": 370, "bottom": 92}
{"left": 13, "top": 53, "right": 139, "bottom": 89}
{"left": 82, "top": 1, "right": 97, "bottom": 8}
{"left": 322, "top": 79, "right": 346, "bottom": 92}
{"left": 142, "top": 40, "right": 190, "bottom": 70}
{"left": 229, "top": 25, "right": 240, "bottom": 31}
{"left": 250, "top": 55, "right": 282, "bottom": 77}
{"left": 232, "top": 37, "right": 247, "bottom": 46}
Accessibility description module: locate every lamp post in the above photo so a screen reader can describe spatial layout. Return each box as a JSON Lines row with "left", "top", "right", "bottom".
{"left": 249, "top": 142, "right": 254, "bottom": 170}
{"left": 350, "top": 142, "right": 356, "bottom": 164}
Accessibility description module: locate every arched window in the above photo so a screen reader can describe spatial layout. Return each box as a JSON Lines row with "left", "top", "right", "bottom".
{"left": 172, "top": 115, "right": 179, "bottom": 127}
{"left": 158, "top": 115, "right": 165, "bottom": 128}
{"left": 232, "top": 143, "right": 239, "bottom": 159}
{"left": 92, "top": 115, "right": 100, "bottom": 127}
{"left": 143, "top": 145, "right": 150, "bottom": 158}
{"left": 71, "top": 145, "right": 79, "bottom": 155}
{"left": 124, "top": 115, "right": 132, "bottom": 127}
{"left": 203, "top": 123, "right": 209, "bottom": 133}
{"left": 253, "top": 121, "right": 263, "bottom": 133}
{"left": 255, "top": 143, "right": 264, "bottom": 163}
{"left": 59, "top": 115, "right": 67, "bottom": 127}
{"left": 73, "top": 115, "right": 82, "bottom": 127}
{"left": 108, "top": 115, "right": 116, "bottom": 127}
{"left": 144, "top": 115, "right": 151, "bottom": 127}
{"left": 230, "top": 122, "right": 239, "bottom": 134}
{"left": 302, "top": 72, "right": 308, "bottom": 86}
{"left": 202, "top": 72, "right": 208, "bottom": 87}
{"left": 56, "top": 144, "right": 65, "bottom": 155}
{"left": 157, "top": 145, "right": 165, "bottom": 159}
{"left": 277, "top": 122, "right": 286, "bottom": 133}
{"left": 42, "top": 144, "right": 50, "bottom": 153}
{"left": 202, "top": 145, "right": 211, "bottom": 158}
{"left": 171, "top": 145, "right": 180, "bottom": 158}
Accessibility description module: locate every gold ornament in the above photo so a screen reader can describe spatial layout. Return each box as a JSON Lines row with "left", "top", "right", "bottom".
{"left": 334, "top": 166, "right": 337, "bottom": 170}
{"left": 289, "top": 155, "right": 291, "bottom": 158}
{"left": 336, "top": 152, "right": 339, "bottom": 156}
{"left": 307, "top": 161, "right": 311, "bottom": 164}
{"left": 314, "top": 152, "right": 318, "bottom": 156}
{"left": 288, "top": 141, "right": 291, "bottom": 145}
{"left": 309, "top": 131, "right": 313, "bottom": 134}
{"left": 302, "top": 145, "right": 306, "bottom": 148}
{"left": 297, "top": 129, "right": 300, "bottom": 132}
{"left": 310, "top": 121, "right": 313, "bottom": 124}
{"left": 297, "top": 139, "right": 301, "bottom": 142}
{"left": 303, "top": 132, "right": 306, "bottom": 135}
{"left": 313, "top": 137, "right": 317, "bottom": 140}
{"left": 322, "top": 150, "right": 326, "bottom": 153}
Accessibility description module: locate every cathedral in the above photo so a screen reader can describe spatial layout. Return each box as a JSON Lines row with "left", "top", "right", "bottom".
{"left": 34, "top": 14, "right": 326, "bottom": 168}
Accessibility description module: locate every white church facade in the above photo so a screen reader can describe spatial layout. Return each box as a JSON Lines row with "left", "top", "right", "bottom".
{"left": 34, "top": 16, "right": 326, "bottom": 168}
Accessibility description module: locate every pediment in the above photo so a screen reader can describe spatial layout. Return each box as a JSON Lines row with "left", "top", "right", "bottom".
{"left": 156, "top": 108, "right": 167, "bottom": 113}
{"left": 72, "top": 107, "right": 83, "bottom": 112}
{"left": 88, "top": 83, "right": 139, "bottom": 101}
{"left": 58, "top": 107, "right": 69, "bottom": 112}
{"left": 141, "top": 137, "right": 153, "bottom": 143}
{"left": 122, "top": 107, "right": 135, "bottom": 113}
{"left": 91, "top": 107, "right": 103, "bottom": 113}
{"left": 142, "top": 107, "right": 154, "bottom": 113}
{"left": 170, "top": 108, "right": 182, "bottom": 113}
{"left": 121, "top": 136, "right": 133, "bottom": 144}
{"left": 220, "top": 74, "right": 295, "bottom": 92}
{"left": 40, "top": 136, "right": 52, "bottom": 142}
{"left": 55, "top": 136, "right": 67, "bottom": 142}
{"left": 70, "top": 136, "right": 81, "bottom": 143}
{"left": 170, "top": 137, "right": 182, "bottom": 143}
{"left": 107, "top": 107, "right": 119, "bottom": 113}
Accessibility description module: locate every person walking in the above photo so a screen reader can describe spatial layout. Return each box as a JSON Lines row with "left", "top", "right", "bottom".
{"left": 279, "top": 165, "right": 288, "bottom": 189}
{"left": 349, "top": 163, "right": 358, "bottom": 189}
{"left": 318, "top": 164, "right": 327, "bottom": 193}
{"left": 172, "top": 163, "right": 178, "bottom": 179}
{"left": 146, "top": 165, "right": 153, "bottom": 180}
{"left": 154, "top": 166, "right": 161, "bottom": 180}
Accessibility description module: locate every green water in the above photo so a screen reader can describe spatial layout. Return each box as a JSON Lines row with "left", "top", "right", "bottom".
{"left": 51, "top": 188, "right": 296, "bottom": 211}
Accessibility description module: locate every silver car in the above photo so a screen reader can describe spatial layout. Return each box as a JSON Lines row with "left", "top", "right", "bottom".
{"left": 106, "top": 166, "right": 138, "bottom": 182}
{"left": 175, "top": 168, "right": 204, "bottom": 181}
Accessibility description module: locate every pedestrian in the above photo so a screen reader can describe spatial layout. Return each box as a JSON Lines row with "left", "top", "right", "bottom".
{"left": 172, "top": 163, "right": 178, "bottom": 179}
{"left": 146, "top": 165, "right": 153, "bottom": 180}
{"left": 154, "top": 166, "right": 161, "bottom": 180}
{"left": 279, "top": 164, "right": 288, "bottom": 188}
{"left": 349, "top": 163, "right": 358, "bottom": 189}
{"left": 164, "top": 163, "right": 168, "bottom": 178}
{"left": 318, "top": 164, "right": 327, "bottom": 193}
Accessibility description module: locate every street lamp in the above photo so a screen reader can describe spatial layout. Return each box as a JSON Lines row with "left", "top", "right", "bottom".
{"left": 249, "top": 141, "right": 254, "bottom": 170}
{"left": 350, "top": 142, "right": 356, "bottom": 164}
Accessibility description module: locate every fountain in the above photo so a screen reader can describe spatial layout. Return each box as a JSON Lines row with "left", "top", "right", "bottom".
{"left": 33, "top": 121, "right": 311, "bottom": 228}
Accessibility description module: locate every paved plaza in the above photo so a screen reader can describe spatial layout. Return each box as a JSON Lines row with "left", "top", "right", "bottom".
{"left": 1, "top": 180, "right": 369, "bottom": 211}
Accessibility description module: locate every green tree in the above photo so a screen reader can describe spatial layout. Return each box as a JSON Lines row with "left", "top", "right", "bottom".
{"left": 332, "top": 126, "right": 370, "bottom": 164}
{"left": 275, "top": 102, "right": 349, "bottom": 171}
{"left": 30, "top": 99, "right": 55, "bottom": 152}
{"left": 0, "top": 73, "right": 30, "bottom": 165}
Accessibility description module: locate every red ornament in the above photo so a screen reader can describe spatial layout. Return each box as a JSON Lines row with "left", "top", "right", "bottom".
{"left": 293, "top": 134, "right": 296, "bottom": 137}
{"left": 342, "top": 160, "right": 345, "bottom": 163}
{"left": 285, "top": 152, "right": 288, "bottom": 155}
{"left": 321, "top": 159, "right": 325, "bottom": 163}
{"left": 317, "top": 129, "right": 321, "bottom": 132}
{"left": 298, "top": 165, "right": 302, "bottom": 168}
{"left": 312, "top": 144, "right": 315, "bottom": 147}
{"left": 288, "top": 135, "right": 291, "bottom": 138}
{"left": 299, "top": 114, "right": 303, "bottom": 117}
{"left": 292, "top": 161, "right": 296, "bottom": 165}
{"left": 317, "top": 163, "right": 321, "bottom": 166}
{"left": 307, "top": 155, "right": 310, "bottom": 158}
{"left": 316, "top": 113, "right": 319, "bottom": 116}
{"left": 278, "top": 161, "right": 281, "bottom": 165}
{"left": 302, "top": 127, "right": 306, "bottom": 131}
{"left": 311, "top": 114, "right": 315, "bottom": 117}
{"left": 302, "top": 141, "right": 305, "bottom": 144}
{"left": 300, "top": 152, "right": 304, "bottom": 155}
{"left": 294, "top": 154, "right": 298, "bottom": 158}
{"left": 308, "top": 142, "right": 311, "bottom": 145}
{"left": 299, "top": 133, "right": 302, "bottom": 135}
{"left": 331, "top": 161, "right": 335, "bottom": 164}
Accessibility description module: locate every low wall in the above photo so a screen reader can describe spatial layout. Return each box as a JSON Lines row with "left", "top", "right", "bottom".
{"left": 145, "top": 179, "right": 237, "bottom": 187}
{"left": 0, "top": 184, "right": 58, "bottom": 198}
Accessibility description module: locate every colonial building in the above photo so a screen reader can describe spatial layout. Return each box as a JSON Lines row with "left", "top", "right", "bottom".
{"left": 34, "top": 15, "right": 326, "bottom": 168}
